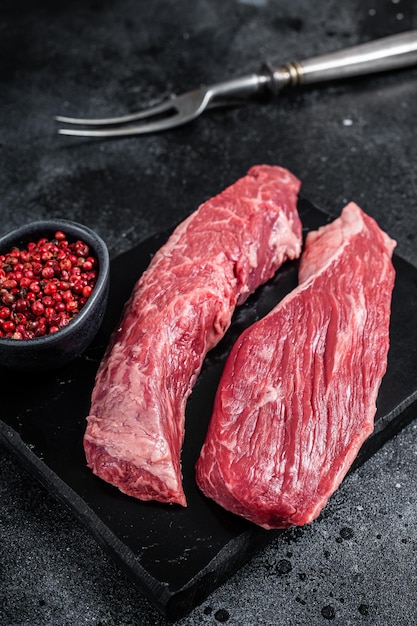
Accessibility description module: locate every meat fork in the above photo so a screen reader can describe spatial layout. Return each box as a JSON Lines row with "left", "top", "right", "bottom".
{"left": 56, "top": 30, "right": 417, "bottom": 138}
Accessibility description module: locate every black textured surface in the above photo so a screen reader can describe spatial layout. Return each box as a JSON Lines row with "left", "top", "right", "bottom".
{"left": 2, "top": 1, "right": 417, "bottom": 625}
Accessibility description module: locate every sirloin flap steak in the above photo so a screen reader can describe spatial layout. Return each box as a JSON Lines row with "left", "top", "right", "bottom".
{"left": 84, "top": 165, "right": 302, "bottom": 506}
{"left": 195, "top": 202, "right": 396, "bottom": 528}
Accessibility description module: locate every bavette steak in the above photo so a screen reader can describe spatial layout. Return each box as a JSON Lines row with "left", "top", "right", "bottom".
{"left": 84, "top": 165, "right": 302, "bottom": 506}
{"left": 195, "top": 202, "right": 396, "bottom": 528}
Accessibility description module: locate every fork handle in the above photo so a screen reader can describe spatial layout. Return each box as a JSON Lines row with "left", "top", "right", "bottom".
{"left": 267, "top": 30, "right": 417, "bottom": 92}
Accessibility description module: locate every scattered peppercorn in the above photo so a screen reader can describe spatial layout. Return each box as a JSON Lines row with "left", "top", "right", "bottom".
{"left": 0, "top": 231, "right": 97, "bottom": 339}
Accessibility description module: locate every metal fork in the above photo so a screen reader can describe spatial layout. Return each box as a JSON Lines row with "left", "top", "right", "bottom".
{"left": 56, "top": 30, "right": 417, "bottom": 138}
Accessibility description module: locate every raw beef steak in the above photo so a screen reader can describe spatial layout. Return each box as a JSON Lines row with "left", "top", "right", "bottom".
{"left": 196, "top": 203, "right": 396, "bottom": 528}
{"left": 84, "top": 165, "right": 302, "bottom": 506}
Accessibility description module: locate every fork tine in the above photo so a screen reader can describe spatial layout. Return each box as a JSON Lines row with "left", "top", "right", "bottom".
{"left": 57, "top": 111, "right": 193, "bottom": 137}
{"left": 55, "top": 97, "right": 178, "bottom": 127}
{"left": 57, "top": 89, "right": 213, "bottom": 137}
{"left": 57, "top": 96, "right": 249, "bottom": 136}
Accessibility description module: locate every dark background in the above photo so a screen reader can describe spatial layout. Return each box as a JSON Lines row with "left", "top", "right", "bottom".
{"left": 1, "top": 1, "right": 417, "bottom": 624}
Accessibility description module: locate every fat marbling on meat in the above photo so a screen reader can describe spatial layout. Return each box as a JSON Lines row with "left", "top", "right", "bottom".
{"left": 196, "top": 202, "right": 396, "bottom": 528}
{"left": 84, "top": 165, "right": 302, "bottom": 506}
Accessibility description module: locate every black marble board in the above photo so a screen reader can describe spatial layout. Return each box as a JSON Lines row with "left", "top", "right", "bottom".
{"left": 1, "top": 199, "right": 417, "bottom": 621}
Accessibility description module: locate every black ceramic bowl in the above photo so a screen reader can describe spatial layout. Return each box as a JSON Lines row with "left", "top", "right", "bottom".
{"left": 0, "top": 219, "right": 110, "bottom": 371}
